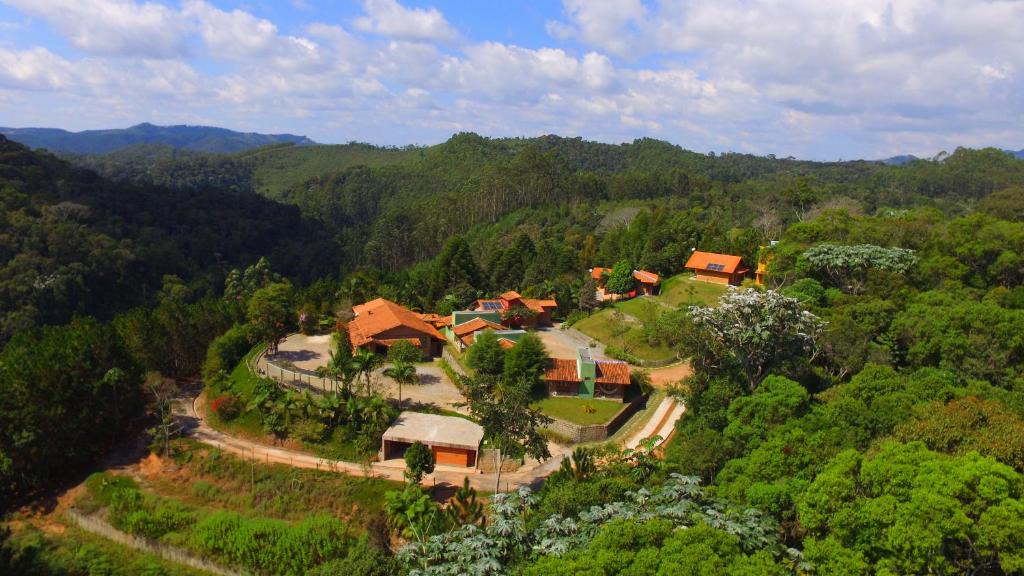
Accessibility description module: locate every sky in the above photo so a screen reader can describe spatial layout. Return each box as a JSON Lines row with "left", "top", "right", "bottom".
{"left": 0, "top": 0, "right": 1022, "bottom": 160}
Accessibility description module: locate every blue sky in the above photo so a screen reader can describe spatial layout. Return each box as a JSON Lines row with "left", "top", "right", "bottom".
{"left": 0, "top": 0, "right": 1021, "bottom": 160}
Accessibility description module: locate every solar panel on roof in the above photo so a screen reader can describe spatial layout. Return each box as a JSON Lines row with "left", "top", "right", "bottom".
{"left": 707, "top": 263, "right": 726, "bottom": 271}
{"left": 482, "top": 301, "right": 502, "bottom": 310}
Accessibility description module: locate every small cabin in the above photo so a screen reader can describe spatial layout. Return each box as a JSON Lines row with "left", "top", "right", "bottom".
{"left": 684, "top": 251, "right": 749, "bottom": 285}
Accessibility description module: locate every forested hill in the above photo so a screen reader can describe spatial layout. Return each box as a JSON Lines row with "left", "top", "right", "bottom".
{"left": 0, "top": 122, "right": 315, "bottom": 154}
{"left": 0, "top": 135, "right": 340, "bottom": 341}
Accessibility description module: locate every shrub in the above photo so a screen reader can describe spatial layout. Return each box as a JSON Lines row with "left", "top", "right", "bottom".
{"left": 202, "top": 324, "right": 257, "bottom": 381}
{"left": 404, "top": 442, "right": 435, "bottom": 484}
{"left": 563, "top": 310, "right": 589, "bottom": 327}
{"left": 210, "top": 393, "right": 243, "bottom": 421}
{"left": 293, "top": 420, "right": 328, "bottom": 443}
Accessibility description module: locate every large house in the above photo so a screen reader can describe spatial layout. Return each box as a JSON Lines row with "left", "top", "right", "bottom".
{"left": 346, "top": 298, "right": 446, "bottom": 357}
{"left": 473, "top": 290, "right": 557, "bottom": 328}
{"left": 446, "top": 317, "right": 526, "bottom": 352}
{"left": 543, "top": 348, "right": 632, "bottom": 401}
{"left": 590, "top": 267, "right": 661, "bottom": 301}
{"left": 684, "top": 251, "right": 749, "bottom": 285}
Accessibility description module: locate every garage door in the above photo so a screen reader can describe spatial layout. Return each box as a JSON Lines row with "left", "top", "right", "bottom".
{"left": 432, "top": 446, "right": 475, "bottom": 467}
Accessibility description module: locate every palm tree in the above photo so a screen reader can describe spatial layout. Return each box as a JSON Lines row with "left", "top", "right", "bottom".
{"left": 351, "top": 349, "right": 382, "bottom": 395}
{"left": 359, "top": 394, "right": 392, "bottom": 434}
{"left": 383, "top": 360, "right": 418, "bottom": 410}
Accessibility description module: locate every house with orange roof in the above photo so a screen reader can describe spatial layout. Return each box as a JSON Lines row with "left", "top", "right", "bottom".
{"left": 346, "top": 298, "right": 446, "bottom": 357}
{"left": 589, "top": 267, "right": 661, "bottom": 300}
{"left": 684, "top": 251, "right": 749, "bottom": 285}
{"left": 543, "top": 348, "right": 632, "bottom": 401}
{"left": 473, "top": 290, "right": 557, "bottom": 328}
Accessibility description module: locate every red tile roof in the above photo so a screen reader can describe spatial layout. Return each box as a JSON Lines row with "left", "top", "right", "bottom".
{"left": 591, "top": 267, "right": 609, "bottom": 280}
{"left": 452, "top": 317, "right": 505, "bottom": 337}
{"left": 684, "top": 251, "right": 746, "bottom": 274}
{"left": 522, "top": 298, "right": 557, "bottom": 313}
{"left": 541, "top": 358, "right": 631, "bottom": 386}
{"left": 500, "top": 290, "right": 522, "bottom": 301}
{"left": 633, "top": 269, "right": 660, "bottom": 284}
{"left": 544, "top": 358, "right": 581, "bottom": 382}
{"left": 348, "top": 298, "right": 444, "bottom": 347}
{"left": 595, "top": 361, "right": 631, "bottom": 385}
{"left": 498, "top": 338, "right": 517, "bottom": 349}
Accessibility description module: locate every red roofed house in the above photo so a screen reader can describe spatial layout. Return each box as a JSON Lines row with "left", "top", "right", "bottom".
{"left": 474, "top": 290, "right": 557, "bottom": 328}
{"left": 590, "top": 267, "right": 661, "bottom": 301}
{"left": 684, "top": 251, "right": 749, "bottom": 285}
{"left": 346, "top": 298, "right": 446, "bottom": 357}
{"left": 543, "top": 348, "right": 632, "bottom": 401}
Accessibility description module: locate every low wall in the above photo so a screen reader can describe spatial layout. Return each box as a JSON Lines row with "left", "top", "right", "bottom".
{"left": 544, "top": 394, "right": 647, "bottom": 443}
{"left": 67, "top": 510, "right": 239, "bottom": 576}
{"left": 441, "top": 347, "right": 467, "bottom": 377}
{"left": 476, "top": 448, "right": 524, "bottom": 473}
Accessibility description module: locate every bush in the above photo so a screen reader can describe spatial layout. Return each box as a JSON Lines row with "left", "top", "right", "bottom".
{"left": 605, "top": 346, "right": 642, "bottom": 365}
{"left": 210, "top": 393, "right": 243, "bottom": 421}
{"left": 202, "top": 324, "right": 257, "bottom": 381}
{"left": 122, "top": 501, "right": 194, "bottom": 540}
{"left": 404, "top": 442, "right": 435, "bottom": 484}
{"left": 563, "top": 310, "right": 590, "bottom": 328}
{"left": 293, "top": 420, "right": 328, "bottom": 443}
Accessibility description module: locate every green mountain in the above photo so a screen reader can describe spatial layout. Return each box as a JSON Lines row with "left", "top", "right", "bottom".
{"left": 0, "top": 122, "right": 315, "bottom": 154}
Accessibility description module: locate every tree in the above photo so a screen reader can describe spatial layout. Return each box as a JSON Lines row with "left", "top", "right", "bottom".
{"left": 404, "top": 441, "right": 435, "bottom": 484}
{"left": 604, "top": 260, "right": 636, "bottom": 294}
{"left": 224, "top": 257, "right": 283, "bottom": 302}
{"left": 802, "top": 243, "right": 917, "bottom": 294}
{"left": 688, "top": 290, "right": 825, "bottom": 390}
{"left": 445, "top": 478, "right": 485, "bottom": 527}
{"left": 465, "top": 330, "right": 506, "bottom": 377}
{"left": 461, "top": 374, "right": 551, "bottom": 492}
{"left": 431, "top": 236, "right": 485, "bottom": 302}
{"left": 798, "top": 442, "right": 1024, "bottom": 575}
{"left": 503, "top": 333, "right": 549, "bottom": 393}
{"left": 351, "top": 349, "right": 383, "bottom": 395}
{"left": 383, "top": 360, "right": 417, "bottom": 409}
{"left": 247, "top": 282, "right": 294, "bottom": 354}
{"left": 144, "top": 372, "right": 180, "bottom": 458}
{"left": 387, "top": 340, "right": 422, "bottom": 364}
{"left": 578, "top": 277, "right": 600, "bottom": 312}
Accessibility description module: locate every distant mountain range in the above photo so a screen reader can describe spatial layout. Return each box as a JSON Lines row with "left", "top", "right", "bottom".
{"left": 0, "top": 123, "right": 315, "bottom": 154}
{"left": 882, "top": 149, "right": 1024, "bottom": 165}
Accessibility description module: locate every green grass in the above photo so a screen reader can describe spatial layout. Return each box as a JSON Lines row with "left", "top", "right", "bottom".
{"left": 573, "top": 309, "right": 675, "bottom": 362}
{"left": 613, "top": 296, "right": 669, "bottom": 319}
{"left": 659, "top": 273, "right": 727, "bottom": 307}
{"left": 242, "top": 143, "right": 412, "bottom": 198}
{"left": 533, "top": 396, "right": 625, "bottom": 425}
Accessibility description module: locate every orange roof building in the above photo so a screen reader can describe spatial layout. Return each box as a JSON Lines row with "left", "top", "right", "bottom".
{"left": 684, "top": 251, "right": 749, "bottom": 285}
{"left": 542, "top": 348, "right": 631, "bottom": 401}
{"left": 347, "top": 298, "right": 445, "bottom": 357}
{"left": 589, "top": 267, "right": 661, "bottom": 297}
{"left": 473, "top": 290, "right": 557, "bottom": 328}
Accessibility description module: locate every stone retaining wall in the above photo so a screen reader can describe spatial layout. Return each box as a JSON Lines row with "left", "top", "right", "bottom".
{"left": 476, "top": 448, "right": 524, "bottom": 473}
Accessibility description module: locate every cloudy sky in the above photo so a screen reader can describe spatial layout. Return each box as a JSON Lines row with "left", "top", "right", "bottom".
{"left": 0, "top": 0, "right": 1021, "bottom": 160}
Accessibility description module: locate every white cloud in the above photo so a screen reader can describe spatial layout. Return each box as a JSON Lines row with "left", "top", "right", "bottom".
{"left": 547, "top": 0, "right": 648, "bottom": 57}
{"left": 2, "top": 0, "right": 186, "bottom": 58}
{"left": 354, "top": 0, "right": 456, "bottom": 42}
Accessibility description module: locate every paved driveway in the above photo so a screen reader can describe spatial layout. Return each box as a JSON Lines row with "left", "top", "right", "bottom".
{"left": 534, "top": 324, "right": 607, "bottom": 359}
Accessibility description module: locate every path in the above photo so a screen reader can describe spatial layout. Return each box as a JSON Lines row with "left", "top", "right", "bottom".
{"left": 175, "top": 393, "right": 568, "bottom": 491}
{"left": 621, "top": 397, "right": 685, "bottom": 450}
{"left": 535, "top": 324, "right": 607, "bottom": 359}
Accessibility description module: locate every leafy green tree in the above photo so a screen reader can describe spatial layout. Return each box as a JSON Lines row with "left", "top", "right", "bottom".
{"left": 351, "top": 349, "right": 383, "bottom": 395}
{"left": 502, "top": 333, "right": 549, "bottom": 393}
{"left": 247, "top": 282, "right": 294, "bottom": 354}
{"left": 798, "top": 441, "right": 1024, "bottom": 575}
{"left": 688, "top": 290, "right": 825, "bottom": 389}
{"left": 604, "top": 260, "right": 636, "bottom": 294}
{"left": 465, "top": 330, "right": 506, "bottom": 377}
{"left": 404, "top": 441, "right": 435, "bottom": 484}
{"left": 385, "top": 486, "right": 443, "bottom": 542}
{"left": 387, "top": 340, "right": 422, "bottom": 364}
{"left": 461, "top": 375, "right": 552, "bottom": 493}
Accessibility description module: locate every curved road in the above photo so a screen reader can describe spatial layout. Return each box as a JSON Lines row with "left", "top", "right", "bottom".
{"left": 176, "top": 392, "right": 685, "bottom": 492}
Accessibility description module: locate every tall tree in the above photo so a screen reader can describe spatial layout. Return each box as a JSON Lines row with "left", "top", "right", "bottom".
{"left": 383, "top": 360, "right": 417, "bottom": 409}
{"left": 503, "top": 333, "right": 549, "bottom": 394}
{"left": 247, "top": 282, "right": 294, "bottom": 354}
{"left": 431, "top": 236, "right": 485, "bottom": 303}
{"left": 461, "top": 374, "right": 551, "bottom": 492}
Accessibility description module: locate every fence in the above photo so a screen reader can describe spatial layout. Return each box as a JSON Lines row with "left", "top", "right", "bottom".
{"left": 441, "top": 347, "right": 467, "bottom": 377}
{"left": 67, "top": 509, "right": 239, "bottom": 576}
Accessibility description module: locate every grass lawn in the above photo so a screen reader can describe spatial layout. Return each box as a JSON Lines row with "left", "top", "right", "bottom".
{"left": 659, "top": 273, "right": 727, "bottom": 307}
{"left": 533, "top": 396, "right": 625, "bottom": 425}
{"left": 613, "top": 295, "right": 670, "bottom": 319}
{"left": 573, "top": 309, "right": 675, "bottom": 362}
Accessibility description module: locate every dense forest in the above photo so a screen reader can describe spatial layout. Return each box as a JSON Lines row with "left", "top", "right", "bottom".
{"left": 3, "top": 132, "right": 1024, "bottom": 574}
